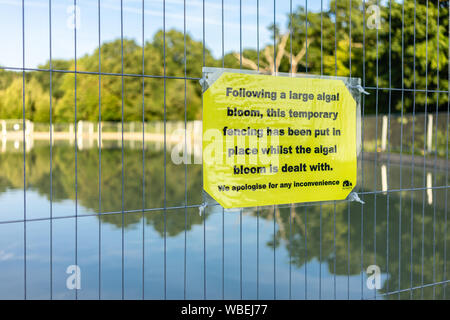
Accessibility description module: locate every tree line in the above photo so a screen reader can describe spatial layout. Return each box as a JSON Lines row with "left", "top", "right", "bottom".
{"left": 0, "top": 143, "right": 447, "bottom": 299}
{"left": 0, "top": 0, "right": 448, "bottom": 122}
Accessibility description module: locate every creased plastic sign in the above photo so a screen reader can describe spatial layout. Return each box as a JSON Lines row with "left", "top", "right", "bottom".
{"left": 202, "top": 72, "right": 357, "bottom": 209}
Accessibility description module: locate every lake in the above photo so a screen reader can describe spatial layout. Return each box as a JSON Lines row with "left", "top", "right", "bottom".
{"left": 0, "top": 139, "right": 448, "bottom": 299}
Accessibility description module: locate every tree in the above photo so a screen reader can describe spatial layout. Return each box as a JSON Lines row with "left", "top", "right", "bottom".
{"left": 0, "top": 76, "right": 49, "bottom": 121}
{"left": 229, "top": 0, "right": 449, "bottom": 114}
{"left": 0, "top": 29, "right": 213, "bottom": 122}
{"left": 0, "top": 2, "right": 448, "bottom": 118}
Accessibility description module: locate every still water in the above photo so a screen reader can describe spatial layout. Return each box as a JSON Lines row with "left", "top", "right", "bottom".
{"left": 0, "top": 140, "right": 448, "bottom": 299}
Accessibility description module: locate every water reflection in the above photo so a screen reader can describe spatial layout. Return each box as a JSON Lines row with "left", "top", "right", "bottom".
{"left": 0, "top": 140, "right": 448, "bottom": 299}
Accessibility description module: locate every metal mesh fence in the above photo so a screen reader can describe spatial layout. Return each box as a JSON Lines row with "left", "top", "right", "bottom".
{"left": 0, "top": 0, "right": 448, "bottom": 300}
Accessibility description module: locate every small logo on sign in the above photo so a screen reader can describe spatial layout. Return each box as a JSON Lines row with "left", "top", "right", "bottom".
{"left": 342, "top": 180, "right": 353, "bottom": 189}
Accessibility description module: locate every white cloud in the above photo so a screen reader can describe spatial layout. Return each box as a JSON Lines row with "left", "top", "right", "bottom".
{"left": 0, "top": 250, "right": 14, "bottom": 261}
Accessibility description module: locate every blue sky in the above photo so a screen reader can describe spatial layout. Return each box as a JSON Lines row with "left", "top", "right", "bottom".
{"left": 0, "top": 0, "right": 327, "bottom": 69}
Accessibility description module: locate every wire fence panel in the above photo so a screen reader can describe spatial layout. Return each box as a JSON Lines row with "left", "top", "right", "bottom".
{"left": 0, "top": 0, "right": 448, "bottom": 300}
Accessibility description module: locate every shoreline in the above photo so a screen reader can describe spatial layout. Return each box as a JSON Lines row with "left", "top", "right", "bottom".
{"left": 362, "top": 151, "right": 449, "bottom": 170}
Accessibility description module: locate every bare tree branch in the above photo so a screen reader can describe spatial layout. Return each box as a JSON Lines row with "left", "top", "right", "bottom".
{"left": 289, "top": 38, "right": 311, "bottom": 74}
{"left": 231, "top": 33, "right": 321, "bottom": 75}
{"left": 351, "top": 42, "right": 363, "bottom": 48}
{"left": 263, "top": 46, "right": 275, "bottom": 73}
{"left": 232, "top": 52, "right": 259, "bottom": 70}
{"left": 275, "top": 33, "right": 290, "bottom": 73}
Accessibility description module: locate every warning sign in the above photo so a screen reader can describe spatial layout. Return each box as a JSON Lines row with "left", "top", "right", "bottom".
{"left": 202, "top": 70, "right": 358, "bottom": 209}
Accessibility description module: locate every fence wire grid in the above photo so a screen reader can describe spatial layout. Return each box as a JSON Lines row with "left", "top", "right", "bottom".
{"left": 0, "top": 0, "right": 448, "bottom": 300}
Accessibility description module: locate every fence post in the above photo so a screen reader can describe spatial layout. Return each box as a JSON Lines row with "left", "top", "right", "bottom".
{"left": 97, "top": 121, "right": 102, "bottom": 148}
{"left": 1, "top": 135, "right": 5, "bottom": 153}
{"left": 381, "top": 115, "right": 388, "bottom": 152}
{"left": 427, "top": 172, "right": 433, "bottom": 205}
{"left": 427, "top": 114, "right": 433, "bottom": 153}
{"left": 87, "top": 122, "right": 94, "bottom": 149}
{"left": 78, "top": 121, "right": 84, "bottom": 150}
{"left": 1, "top": 120, "right": 6, "bottom": 136}
{"left": 25, "top": 120, "right": 34, "bottom": 137}
{"left": 69, "top": 123, "right": 74, "bottom": 145}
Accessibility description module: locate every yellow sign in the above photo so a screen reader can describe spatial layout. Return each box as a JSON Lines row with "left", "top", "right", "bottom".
{"left": 202, "top": 71, "right": 357, "bottom": 209}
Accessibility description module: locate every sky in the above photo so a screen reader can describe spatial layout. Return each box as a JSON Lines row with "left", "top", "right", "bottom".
{"left": 0, "top": 0, "right": 328, "bottom": 69}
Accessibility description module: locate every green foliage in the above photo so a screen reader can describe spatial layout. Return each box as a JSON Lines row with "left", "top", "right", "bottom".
{"left": 0, "top": 75, "right": 50, "bottom": 121}
{"left": 0, "top": 30, "right": 212, "bottom": 122}
{"left": 1, "top": 141, "right": 447, "bottom": 299}
{"left": 0, "top": 143, "right": 203, "bottom": 233}
{"left": 282, "top": 0, "right": 449, "bottom": 114}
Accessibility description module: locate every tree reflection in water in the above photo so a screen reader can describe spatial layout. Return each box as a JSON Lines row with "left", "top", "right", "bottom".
{"left": 0, "top": 142, "right": 448, "bottom": 299}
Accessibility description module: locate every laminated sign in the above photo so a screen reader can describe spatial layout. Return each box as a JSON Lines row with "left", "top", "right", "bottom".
{"left": 202, "top": 68, "right": 360, "bottom": 209}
